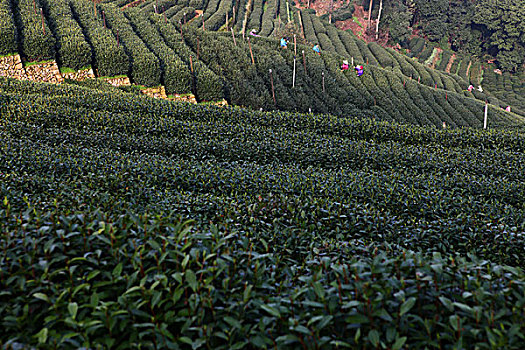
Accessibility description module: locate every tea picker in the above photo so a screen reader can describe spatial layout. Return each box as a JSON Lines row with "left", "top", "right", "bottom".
{"left": 280, "top": 37, "right": 288, "bottom": 49}
{"left": 355, "top": 65, "right": 364, "bottom": 77}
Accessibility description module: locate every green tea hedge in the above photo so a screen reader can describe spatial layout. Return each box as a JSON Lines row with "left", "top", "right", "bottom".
{"left": 40, "top": 0, "right": 91, "bottom": 70}
{"left": 100, "top": 4, "right": 161, "bottom": 86}
{"left": 0, "top": 0, "right": 18, "bottom": 55}
{"left": 70, "top": 0, "right": 128, "bottom": 77}
{"left": 14, "top": 0, "right": 56, "bottom": 61}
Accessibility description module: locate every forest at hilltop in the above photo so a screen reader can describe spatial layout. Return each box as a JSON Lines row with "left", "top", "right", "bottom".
{"left": 310, "top": 0, "right": 525, "bottom": 74}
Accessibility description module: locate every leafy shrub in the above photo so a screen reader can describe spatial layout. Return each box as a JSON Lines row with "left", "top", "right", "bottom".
{"left": 193, "top": 60, "right": 223, "bottom": 100}
{"left": 204, "top": 0, "right": 232, "bottom": 31}
{"left": 301, "top": 10, "right": 317, "bottom": 44}
{"left": 338, "top": 30, "right": 364, "bottom": 63}
{"left": 70, "top": 0, "right": 128, "bottom": 77}
{"left": 154, "top": 23, "right": 223, "bottom": 100}
{"left": 317, "top": 32, "right": 334, "bottom": 52}
{"left": 0, "top": 0, "right": 18, "bottom": 55}
{"left": 1, "top": 79, "right": 524, "bottom": 350}
{"left": 355, "top": 38, "right": 378, "bottom": 66}
{"left": 169, "top": 6, "right": 196, "bottom": 24}
{"left": 259, "top": 0, "right": 277, "bottom": 36}
{"left": 408, "top": 37, "right": 424, "bottom": 56}
{"left": 418, "top": 45, "right": 433, "bottom": 61}
{"left": 13, "top": 0, "right": 56, "bottom": 61}
{"left": 326, "top": 25, "right": 348, "bottom": 57}
{"left": 368, "top": 41, "right": 393, "bottom": 68}
{"left": 127, "top": 10, "right": 192, "bottom": 94}
{"left": 40, "top": 0, "right": 91, "bottom": 70}
{"left": 100, "top": 4, "right": 161, "bottom": 86}
{"left": 438, "top": 50, "right": 452, "bottom": 71}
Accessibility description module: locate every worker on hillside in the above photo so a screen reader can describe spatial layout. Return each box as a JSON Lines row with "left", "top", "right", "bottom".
{"left": 341, "top": 60, "right": 349, "bottom": 71}
{"left": 280, "top": 37, "right": 288, "bottom": 49}
{"left": 312, "top": 44, "right": 321, "bottom": 55}
{"left": 249, "top": 29, "right": 260, "bottom": 37}
{"left": 355, "top": 65, "right": 364, "bottom": 77}
{"left": 505, "top": 106, "right": 511, "bottom": 112}
{"left": 467, "top": 85, "right": 474, "bottom": 92}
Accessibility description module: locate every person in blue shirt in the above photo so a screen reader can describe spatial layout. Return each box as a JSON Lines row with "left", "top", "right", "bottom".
{"left": 355, "top": 65, "right": 364, "bottom": 77}
{"left": 312, "top": 44, "right": 320, "bottom": 55}
{"left": 280, "top": 37, "right": 288, "bottom": 49}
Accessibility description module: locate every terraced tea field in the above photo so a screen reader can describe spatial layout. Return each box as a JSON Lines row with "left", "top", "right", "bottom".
{"left": 1, "top": 78, "right": 524, "bottom": 348}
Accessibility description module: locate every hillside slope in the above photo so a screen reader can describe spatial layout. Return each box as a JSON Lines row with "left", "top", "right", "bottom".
{"left": 0, "top": 0, "right": 523, "bottom": 127}
{"left": 1, "top": 77, "right": 524, "bottom": 347}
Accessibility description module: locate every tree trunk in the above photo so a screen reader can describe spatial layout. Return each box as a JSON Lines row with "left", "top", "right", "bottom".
{"left": 375, "top": 0, "right": 383, "bottom": 40}
{"left": 329, "top": 0, "right": 333, "bottom": 23}
{"left": 368, "top": 0, "right": 373, "bottom": 30}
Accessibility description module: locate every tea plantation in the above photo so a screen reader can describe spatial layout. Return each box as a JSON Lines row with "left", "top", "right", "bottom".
{"left": 1, "top": 0, "right": 523, "bottom": 125}
{"left": 1, "top": 78, "right": 524, "bottom": 348}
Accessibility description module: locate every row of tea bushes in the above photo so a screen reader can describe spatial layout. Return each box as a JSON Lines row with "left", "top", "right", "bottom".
{"left": 100, "top": 4, "right": 161, "bottom": 86}
{"left": 126, "top": 9, "right": 192, "bottom": 94}
{"left": 40, "top": 0, "right": 91, "bottom": 70}
{"left": 0, "top": 77, "right": 524, "bottom": 347}
{"left": 13, "top": 0, "right": 55, "bottom": 61}
{"left": 0, "top": 0, "right": 18, "bottom": 55}
{"left": 152, "top": 18, "right": 224, "bottom": 101}
{"left": 70, "top": 0, "right": 128, "bottom": 77}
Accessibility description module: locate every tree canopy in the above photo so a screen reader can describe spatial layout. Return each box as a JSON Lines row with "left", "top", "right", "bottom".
{"left": 372, "top": 0, "right": 524, "bottom": 72}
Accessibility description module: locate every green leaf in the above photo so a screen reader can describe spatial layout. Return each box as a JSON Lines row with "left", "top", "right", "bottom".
{"left": 439, "top": 296, "right": 454, "bottom": 312}
{"left": 112, "top": 263, "right": 123, "bottom": 278}
{"left": 185, "top": 270, "right": 198, "bottom": 292}
{"left": 400, "top": 297, "right": 416, "bottom": 316}
{"left": 178, "top": 336, "right": 192, "bottom": 345}
{"left": 346, "top": 314, "right": 369, "bottom": 324}
{"left": 453, "top": 302, "right": 473, "bottom": 313}
{"left": 294, "top": 325, "right": 311, "bottom": 335}
{"left": 34, "top": 328, "right": 48, "bottom": 344}
{"left": 392, "top": 336, "right": 407, "bottom": 350}
{"left": 317, "top": 315, "right": 333, "bottom": 330}
{"left": 261, "top": 304, "right": 281, "bottom": 318}
{"left": 368, "top": 329, "right": 380, "bottom": 347}
{"left": 449, "top": 315, "right": 459, "bottom": 331}
{"left": 313, "top": 281, "right": 325, "bottom": 299}
{"left": 224, "top": 316, "right": 242, "bottom": 329}
{"left": 243, "top": 284, "right": 252, "bottom": 303}
{"left": 355, "top": 328, "right": 361, "bottom": 342}
{"left": 68, "top": 302, "right": 78, "bottom": 320}
{"left": 330, "top": 340, "right": 352, "bottom": 348}
{"left": 231, "top": 341, "right": 248, "bottom": 349}
{"left": 182, "top": 254, "right": 190, "bottom": 269}
{"left": 342, "top": 300, "right": 361, "bottom": 309}
{"left": 33, "top": 293, "right": 50, "bottom": 303}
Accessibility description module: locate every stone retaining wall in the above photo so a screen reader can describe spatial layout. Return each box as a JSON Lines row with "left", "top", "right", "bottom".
{"left": 167, "top": 93, "right": 198, "bottom": 104}
{"left": 0, "top": 54, "right": 28, "bottom": 80}
{"left": 141, "top": 86, "right": 167, "bottom": 99}
{"left": 0, "top": 54, "right": 63, "bottom": 83}
{"left": 62, "top": 68, "right": 96, "bottom": 81}
{"left": 103, "top": 76, "right": 131, "bottom": 86}
{"left": 0, "top": 54, "right": 227, "bottom": 107}
{"left": 24, "top": 60, "right": 63, "bottom": 84}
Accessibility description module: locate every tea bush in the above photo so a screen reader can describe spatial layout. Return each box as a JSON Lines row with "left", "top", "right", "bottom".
{"left": 70, "top": 0, "right": 128, "bottom": 77}
{"left": 40, "top": 0, "right": 91, "bottom": 70}
{"left": 13, "top": 0, "right": 56, "bottom": 61}
{"left": 127, "top": 10, "right": 192, "bottom": 94}
{"left": 100, "top": 4, "right": 161, "bottom": 86}
{"left": 0, "top": 78, "right": 524, "bottom": 348}
{"left": 0, "top": 0, "right": 18, "bottom": 55}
